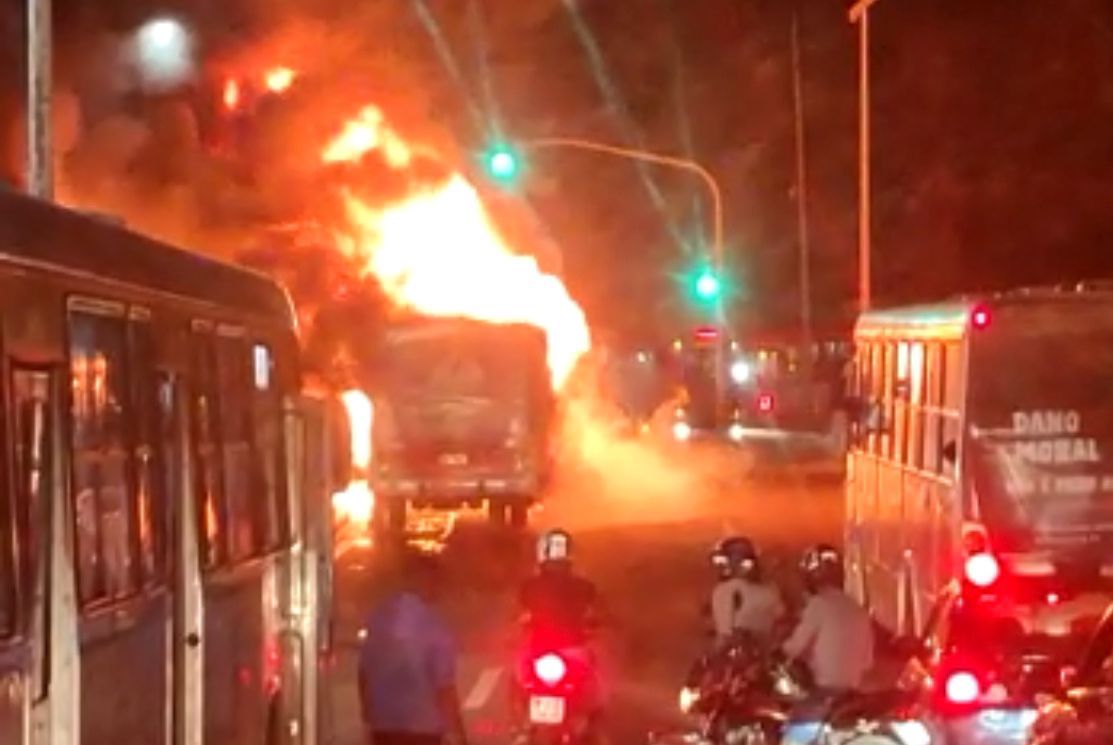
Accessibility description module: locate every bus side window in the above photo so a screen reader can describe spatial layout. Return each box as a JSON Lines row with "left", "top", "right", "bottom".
{"left": 923, "top": 344, "right": 943, "bottom": 473}
{"left": 252, "top": 343, "right": 288, "bottom": 550}
{"left": 907, "top": 342, "right": 926, "bottom": 470}
{"left": 128, "top": 317, "right": 165, "bottom": 586}
{"left": 216, "top": 333, "right": 257, "bottom": 560}
{"left": 70, "top": 310, "right": 139, "bottom": 604}
{"left": 191, "top": 330, "right": 226, "bottom": 569}
{"left": 882, "top": 342, "right": 896, "bottom": 460}
{"left": 941, "top": 343, "right": 963, "bottom": 476}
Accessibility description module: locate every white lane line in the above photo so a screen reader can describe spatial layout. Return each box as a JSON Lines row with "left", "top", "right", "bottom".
{"left": 463, "top": 666, "right": 504, "bottom": 711}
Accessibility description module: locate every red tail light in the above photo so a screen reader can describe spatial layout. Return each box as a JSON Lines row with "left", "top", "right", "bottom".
{"left": 533, "top": 653, "right": 567, "bottom": 686}
{"left": 757, "top": 393, "right": 775, "bottom": 414}
{"left": 944, "top": 670, "right": 981, "bottom": 705}
{"left": 970, "top": 305, "right": 992, "bottom": 330}
{"left": 964, "top": 553, "right": 1001, "bottom": 588}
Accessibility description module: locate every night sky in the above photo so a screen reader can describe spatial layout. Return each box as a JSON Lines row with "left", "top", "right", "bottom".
{"left": 3, "top": 0, "right": 1113, "bottom": 345}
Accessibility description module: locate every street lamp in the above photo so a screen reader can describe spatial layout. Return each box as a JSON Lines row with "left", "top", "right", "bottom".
{"left": 133, "top": 16, "right": 194, "bottom": 91}
{"left": 849, "top": 0, "right": 885, "bottom": 312}
{"left": 515, "top": 136, "right": 728, "bottom": 404}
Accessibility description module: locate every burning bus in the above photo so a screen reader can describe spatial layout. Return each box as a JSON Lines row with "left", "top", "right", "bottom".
{"left": 370, "top": 315, "right": 555, "bottom": 530}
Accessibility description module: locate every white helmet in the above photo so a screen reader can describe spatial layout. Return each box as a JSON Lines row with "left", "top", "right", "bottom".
{"left": 536, "top": 529, "right": 573, "bottom": 565}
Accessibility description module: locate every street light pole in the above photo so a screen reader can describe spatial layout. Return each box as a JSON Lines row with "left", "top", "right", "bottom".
{"left": 26, "top": 0, "right": 53, "bottom": 199}
{"left": 850, "top": 0, "right": 884, "bottom": 313}
{"left": 525, "top": 137, "right": 724, "bottom": 280}
{"left": 523, "top": 136, "right": 727, "bottom": 402}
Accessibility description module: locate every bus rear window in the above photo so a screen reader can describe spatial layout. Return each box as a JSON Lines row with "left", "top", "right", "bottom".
{"left": 969, "top": 313, "right": 1113, "bottom": 551}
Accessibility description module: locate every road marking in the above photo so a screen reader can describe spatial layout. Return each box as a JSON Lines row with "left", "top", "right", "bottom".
{"left": 463, "top": 666, "right": 504, "bottom": 711}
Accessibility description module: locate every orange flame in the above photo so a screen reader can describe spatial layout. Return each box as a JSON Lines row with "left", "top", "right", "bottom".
{"left": 321, "top": 107, "right": 590, "bottom": 389}
{"left": 331, "top": 389, "right": 374, "bottom": 527}
{"left": 263, "top": 66, "right": 297, "bottom": 93}
{"left": 222, "top": 78, "right": 241, "bottom": 110}
{"left": 322, "top": 105, "right": 412, "bottom": 169}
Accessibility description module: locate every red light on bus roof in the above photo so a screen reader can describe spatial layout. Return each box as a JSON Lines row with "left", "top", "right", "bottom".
{"left": 964, "top": 553, "right": 1001, "bottom": 588}
{"left": 971, "top": 306, "right": 991, "bottom": 330}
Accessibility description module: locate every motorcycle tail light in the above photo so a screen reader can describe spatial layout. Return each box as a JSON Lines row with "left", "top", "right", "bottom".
{"left": 533, "top": 653, "right": 567, "bottom": 686}
{"left": 944, "top": 670, "right": 981, "bottom": 705}
{"left": 964, "top": 552, "right": 1001, "bottom": 589}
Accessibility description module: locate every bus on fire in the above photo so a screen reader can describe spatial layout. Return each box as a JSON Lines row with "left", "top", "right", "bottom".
{"left": 846, "top": 286, "right": 1113, "bottom": 638}
{"left": 0, "top": 188, "right": 335, "bottom": 745}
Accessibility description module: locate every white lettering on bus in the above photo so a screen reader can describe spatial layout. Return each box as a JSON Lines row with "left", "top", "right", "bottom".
{"left": 1013, "top": 438, "right": 1101, "bottom": 465}
{"left": 1012, "top": 410, "right": 1082, "bottom": 435}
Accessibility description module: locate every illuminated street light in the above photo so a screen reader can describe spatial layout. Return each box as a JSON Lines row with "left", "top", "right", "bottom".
{"left": 729, "top": 360, "right": 752, "bottom": 385}
{"left": 133, "top": 17, "right": 194, "bottom": 91}
{"left": 482, "top": 144, "right": 522, "bottom": 185}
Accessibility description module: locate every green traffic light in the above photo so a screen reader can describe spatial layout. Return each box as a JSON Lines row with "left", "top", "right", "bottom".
{"left": 695, "top": 269, "right": 721, "bottom": 300}
{"left": 483, "top": 145, "right": 521, "bottom": 183}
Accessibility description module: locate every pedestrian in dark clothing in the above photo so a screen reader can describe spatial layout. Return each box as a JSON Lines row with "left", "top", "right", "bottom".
{"left": 358, "top": 552, "right": 469, "bottom": 745}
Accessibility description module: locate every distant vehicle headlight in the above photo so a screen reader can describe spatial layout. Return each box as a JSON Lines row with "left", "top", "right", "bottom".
{"left": 727, "top": 423, "right": 745, "bottom": 442}
{"left": 672, "top": 421, "right": 693, "bottom": 441}
{"left": 729, "top": 360, "right": 752, "bottom": 385}
{"left": 678, "top": 686, "right": 700, "bottom": 713}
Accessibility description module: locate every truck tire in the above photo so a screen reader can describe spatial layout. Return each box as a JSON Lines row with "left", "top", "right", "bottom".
{"left": 509, "top": 502, "right": 529, "bottom": 529}
{"left": 488, "top": 500, "right": 508, "bottom": 526}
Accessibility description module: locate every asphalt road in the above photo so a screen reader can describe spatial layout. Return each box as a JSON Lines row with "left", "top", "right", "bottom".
{"left": 327, "top": 439, "right": 845, "bottom": 745}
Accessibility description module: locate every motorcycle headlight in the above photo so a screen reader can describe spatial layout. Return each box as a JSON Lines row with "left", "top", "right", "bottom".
{"left": 678, "top": 686, "right": 700, "bottom": 714}
{"left": 672, "top": 421, "right": 693, "bottom": 442}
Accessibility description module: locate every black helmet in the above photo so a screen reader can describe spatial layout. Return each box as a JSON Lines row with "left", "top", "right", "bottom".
{"left": 800, "top": 544, "right": 843, "bottom": 591}
{"left": 711, "top": 536, "right": 759, "bottom": 579}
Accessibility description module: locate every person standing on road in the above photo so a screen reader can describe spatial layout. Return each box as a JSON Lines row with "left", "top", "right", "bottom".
{"left": 358, "top": 552, "right": 470, "bottom": 745}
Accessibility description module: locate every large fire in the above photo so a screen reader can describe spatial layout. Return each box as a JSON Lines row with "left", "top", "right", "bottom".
{"left": 331, "top": 389, "right": 374, "bottom": 529}
{"left": 321, "top": 106, "right": 591, "bottom": 390}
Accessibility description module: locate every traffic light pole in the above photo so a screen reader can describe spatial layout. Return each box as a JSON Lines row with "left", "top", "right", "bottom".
{"left": 26, "top": 0, "right": 53, "bottom": 198}
{"left": 523, "top": 136, "right": 727, "bottom": 404}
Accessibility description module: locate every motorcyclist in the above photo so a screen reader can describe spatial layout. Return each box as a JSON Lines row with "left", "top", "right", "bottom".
{"left": 782, "top": 544, "right": 874, "bottom": 694}
{"left": 519, "top": 529, "right": 600, "bottom": 644}
{"left": 516, "top": 529, "right": 605, "bottom": 738}
{"left": 708, "top": 536, "right": 786, "bottom": 648}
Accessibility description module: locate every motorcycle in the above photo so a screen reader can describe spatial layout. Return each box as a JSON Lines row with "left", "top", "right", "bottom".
{"left": 514, "top": 618, "right": 602, "bottom": 745}
{"left": 679, "top": 635, "right": 919, "bottom": 745}
{"left": 679, "top": 634, "right": 810, "bottom": 745}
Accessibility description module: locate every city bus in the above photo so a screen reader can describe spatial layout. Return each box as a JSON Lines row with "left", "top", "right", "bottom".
{"left": 0, "top": 188, "right": 335, "bottom": 745}
{"left": 846, "top": 286, "right": 1113, "bottom": 639}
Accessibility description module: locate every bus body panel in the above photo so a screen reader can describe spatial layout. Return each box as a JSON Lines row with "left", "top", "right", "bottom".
{"left": 0, "top": 645, "right": 29, "bottom": 745}
{"left": 78, "top": 595, "right": 169, "bottom": 745}
{"left": 201, "top": 565, "right": 269, "bottom": 745}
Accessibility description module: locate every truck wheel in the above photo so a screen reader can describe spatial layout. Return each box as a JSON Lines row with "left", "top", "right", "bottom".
{"left": 509, "top": 502, "right": 529, "bottom": 529}
{"left": 488, "top": 501, "right": 508, "bottom": 526}
{"left": 386, "top": 500, "right": 407, "bottom": 534}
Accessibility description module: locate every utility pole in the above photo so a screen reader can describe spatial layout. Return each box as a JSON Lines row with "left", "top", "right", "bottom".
{"left": 850, "top": 0, "right": 883, "bottom": 312}
{"left": 790, "top": 10, "right": 812, "bottom": 344}
{"left": 26, "top": 0, "right": 54, "bottom": 199}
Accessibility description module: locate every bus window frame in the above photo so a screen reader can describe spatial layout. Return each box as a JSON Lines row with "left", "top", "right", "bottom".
{"left": 67, "top": 298, "right": 147, "bottom": 609}
{"left": 126, "top": 308, "right": 166, "bottom": 589}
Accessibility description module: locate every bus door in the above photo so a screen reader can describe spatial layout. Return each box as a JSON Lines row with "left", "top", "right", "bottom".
{"left": 69, "top": 307, "right": 172, "bottom": 745}
{"left": 9, "top": 365, "right": 78, "bottom": 745}
{"left": 0, "top": 368, "right": 52, "bottom": 745}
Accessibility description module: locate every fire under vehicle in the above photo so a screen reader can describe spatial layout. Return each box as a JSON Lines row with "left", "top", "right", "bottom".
{"left": 371, "top": 315, "right": 555, "bottom": 530}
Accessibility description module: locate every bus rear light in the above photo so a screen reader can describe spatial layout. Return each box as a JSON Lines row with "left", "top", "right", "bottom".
{"left": 964, "top": 553, "right": 1001, "bottom": 588}
{"left": 971, "top": 306, "right": 992, "bottom": 330}
{"left": 944, "top": 670, "right": 982, "bottom": 705}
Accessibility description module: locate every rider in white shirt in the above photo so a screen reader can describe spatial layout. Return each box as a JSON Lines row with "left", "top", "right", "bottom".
{"left": 782, "top": 544, "right": 874, "bottom": 692}
{"left": 709, "top": 536, "right": 786, "bottom": 647}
